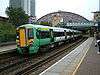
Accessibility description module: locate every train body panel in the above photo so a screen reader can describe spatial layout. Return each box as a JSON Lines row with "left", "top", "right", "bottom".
{"left": 39, "top": 38, "right": 51, "bottom": 46}
{"left": 54, "top": 36, "right": 65, "bottom": 42}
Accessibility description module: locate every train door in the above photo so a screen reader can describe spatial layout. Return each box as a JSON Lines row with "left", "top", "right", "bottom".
{"left": 50, "top": 29, "right": 54, "bottom": 42}
{"left": 64, "top": 30, "right": 67, "bottom": 39}
{"left": 19, "top": 28, "right": 26, "bottom": 47}
{"left": 72, "top": 31, "right": 75, "bottom": 40}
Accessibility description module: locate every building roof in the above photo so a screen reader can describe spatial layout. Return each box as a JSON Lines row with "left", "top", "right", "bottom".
{"left": 37, "top": 11, "right": 90, "bottom": 24}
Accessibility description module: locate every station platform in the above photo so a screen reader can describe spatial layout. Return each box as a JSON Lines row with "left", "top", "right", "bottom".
{"left": 0, "top": 45, "right": 16, "bottom": 54}
{"left": 39, "top": 37, "right": 100, "bottom": 75}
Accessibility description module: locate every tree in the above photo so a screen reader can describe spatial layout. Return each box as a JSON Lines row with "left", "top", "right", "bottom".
{"left": 0, "top": 21, "right": 16, "bottom": 42}
{"left": 6, "top": 7, "right": 29, "bottom": 27}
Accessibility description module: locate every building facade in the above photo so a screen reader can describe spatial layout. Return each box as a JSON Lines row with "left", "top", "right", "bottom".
{"left": 9, "top": 0, "right": 35, "bottom": 16}
{"left": 93, "top": 0, "right": 100, "bottom": 31}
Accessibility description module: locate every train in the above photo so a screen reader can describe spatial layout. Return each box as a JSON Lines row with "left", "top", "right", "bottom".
{"left": 16, "top": 24, "right": 82, "bottom": 54}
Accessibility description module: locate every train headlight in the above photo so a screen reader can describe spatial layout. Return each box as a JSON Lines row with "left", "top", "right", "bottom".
{"left": 17, "top": 42, "right": 20, "bottom": 45}
{"left": 16, "top": 40, "right": 20, "bottom": 46}
{"left": 29, "top": 39, "right": 34, "bottom": 45}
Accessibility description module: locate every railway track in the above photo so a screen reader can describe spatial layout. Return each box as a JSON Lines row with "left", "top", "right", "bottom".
{"left": 17, "top": 38, "right": 87, "bottom": 75}
{"left": 0, "top": 37, "right": 87, "bottom": 75}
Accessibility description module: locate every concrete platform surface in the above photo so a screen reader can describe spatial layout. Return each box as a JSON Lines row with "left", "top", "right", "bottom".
{"left": 0, "top": 45, "right": 16, "bottom": 54}
{"left": 75, "top": 38, "right": 100, "bottom": 75}
{"left": 39, "top": 37, "right": 94, "bottom": 75}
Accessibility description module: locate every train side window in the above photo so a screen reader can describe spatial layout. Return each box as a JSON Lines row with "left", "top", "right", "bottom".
{"left": 37, "top": 31, "right": 50, "bottom": 39}
{"left": 54, "top": 32, "right": 64, "bottom": 37}
{"left": 67, "top": 31, "right": 71, "bottom": 36}
{"left": 28, "top": 29, "right": 33, "bottom": 39}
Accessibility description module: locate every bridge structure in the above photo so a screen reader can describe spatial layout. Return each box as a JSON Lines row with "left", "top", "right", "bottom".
{"left": 59, "top": 22, "right": 95, "bottom": 30}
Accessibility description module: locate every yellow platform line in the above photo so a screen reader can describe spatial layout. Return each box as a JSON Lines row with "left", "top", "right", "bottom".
{"left": 72, "top": 47, "right": 89, "bottom": 75}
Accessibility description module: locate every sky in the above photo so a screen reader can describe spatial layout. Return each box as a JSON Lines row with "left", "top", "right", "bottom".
{"left": 0, "top": 0, "right": 99, "bottom": 20}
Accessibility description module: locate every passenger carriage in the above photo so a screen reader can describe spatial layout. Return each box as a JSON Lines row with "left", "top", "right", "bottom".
{"left": 16, "top": 24, "right": 81, "bottom": 54}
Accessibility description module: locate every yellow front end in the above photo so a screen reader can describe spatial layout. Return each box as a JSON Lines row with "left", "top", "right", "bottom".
{"left": 19, "top": 29, "right": 26, "bottom": 47}
{"left": 16, "top": 28, "right": 34, "bottom": 54}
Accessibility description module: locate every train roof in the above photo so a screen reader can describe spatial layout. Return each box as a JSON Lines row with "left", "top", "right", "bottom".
{"left": 18, "top": 24, "right": 80, "bottom": 32}
{"left": 19, "top": 24, "right": 50, "bottom": 28}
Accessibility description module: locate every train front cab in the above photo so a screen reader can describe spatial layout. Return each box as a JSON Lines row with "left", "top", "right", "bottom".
{"left": 16, "top": 27, "right": 39, "bottom": 54}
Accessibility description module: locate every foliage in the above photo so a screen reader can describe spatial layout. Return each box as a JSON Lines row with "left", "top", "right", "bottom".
{"left": 6, "top": 7, "right": 29, "bottom": 27}
{"left": 0, "top": 21, "right": 16, "bottom": 42}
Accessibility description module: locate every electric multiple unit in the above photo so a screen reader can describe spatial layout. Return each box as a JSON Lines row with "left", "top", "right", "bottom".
{"left": 16, "top": 24, "right": 82, "bottom": 54}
